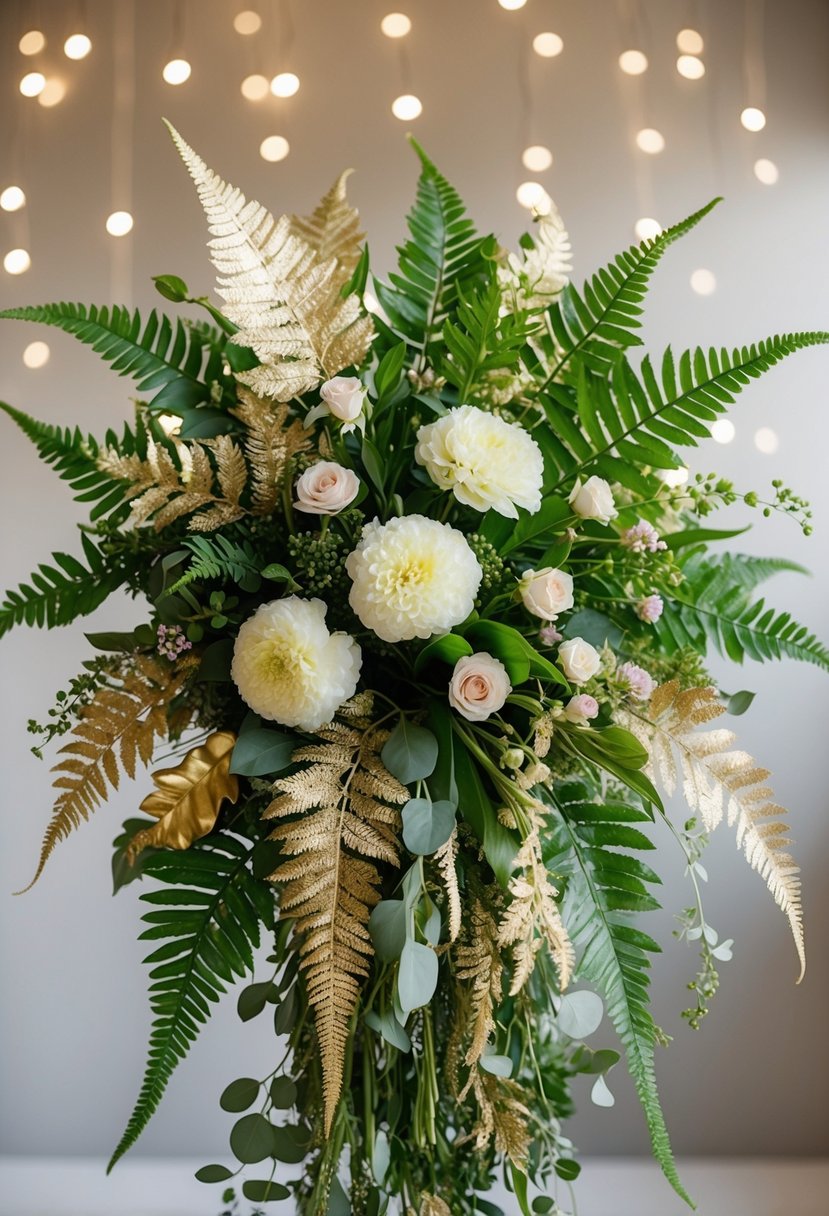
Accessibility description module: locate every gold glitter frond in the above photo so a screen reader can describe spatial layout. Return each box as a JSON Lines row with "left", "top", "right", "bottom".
{"left": 621, "top": 681, "right": 805, "bottom": 981}
{"left": 17, "top": 656, "right": 193, "bottom": 892}
{"left": 289, "top": 169, "right": 366, "bottom": 285}
{"left": 231, "top": 388, "right": 310, "bottom": 515}
{"left": 264, "top": 702, "right": 408, "bottom": 1134}
{"left": 166, "top": 124, "right": 374, "bottom": 401}
{"left": 419, "top": 1196, "right": 452, "bottom": 1216}
{"left": 497, "top": 810, "right": 574, "bottom": 995}
{"left": 470, "top": 1071, "right": 532, "bottom": 1167}
{"left": 454, "top": 896, "right": 503, "bottom": 1094}
{"left": 435, "top": 828, "right": 462, "bottom": 944}
{"left": 127, "top": 731, "right": 239, "bottom": 859}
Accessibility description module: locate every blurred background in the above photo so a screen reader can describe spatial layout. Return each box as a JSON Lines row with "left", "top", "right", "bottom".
{"left": 0, "top": 1, "right": 827, "bottom": 1213}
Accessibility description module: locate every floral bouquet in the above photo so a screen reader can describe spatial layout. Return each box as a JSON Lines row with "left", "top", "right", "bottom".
{"left": 2, "top": 127, "right": 826, "bottom": 1215}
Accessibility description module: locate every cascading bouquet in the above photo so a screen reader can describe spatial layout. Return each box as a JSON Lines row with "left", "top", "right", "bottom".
{"left": 2, "top": 125, "right": 827, "bottom": 1215}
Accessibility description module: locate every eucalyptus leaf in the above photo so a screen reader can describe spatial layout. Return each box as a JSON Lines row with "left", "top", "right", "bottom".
{"left": 554, "top": 1158, "right": 581, "bottom": 1182}
{"left": 237, "top": 982, "right": 276, "bottom": 1023}
{"left": 364, "top": 1008, "right": 412, "bottom": 1053}
{"left": 271, "top": 1123, "right": 310, "bottom": 1164}
{"left": 242, "top": 1179, "right": 291, "bottom": 1202}
{"left": 269, "top": 1076, "right": 298, "bottom": 1108}
{"left": 372, "top": 1128, "right": 391, "bottom": 1186}
{"left": 220, "top": 1077, "right": 260, "bottom": 1113}
{"left": 368, "top": 899, "right": 408, "bottom": 962}
{"left": 566, "top": 608, "right": 623, "bottom": 650}
{"left": 478, "top": 1053, "right": 513, "bottom": 1078}
{"left": 230, "top": 728, "right": 296, "bottom": 777}
{"left": 229, "top": 1113, "right": 275, "bottom": 1164}
{"left": 381, "top": 717, "right": 438, "bottom": 784}
{"left": 556, "top": 990, "right": 604, "bottom": 1040}
{"left": 274, "top": 984, "right": 297, "bottom": 1035}
{"left": 397, "top": 939, "right": 438, "bottom": 1014}
{"left": 727, "top": 689, "right": 756, "bottom": 716}
{"left": 196, "top": 638, "right": 234, "bottom": 683}
{"left": 401, "top": 797, "right": 456, "bottom": 855}
{"left": 421, "top": 905, "right": 442, "bottom": 946}
{"left": 591, "top": 1074, "right": 616, "bottom": 1107}
{"left": 195, "top": 1164, "right": 234, "bottom": 1184}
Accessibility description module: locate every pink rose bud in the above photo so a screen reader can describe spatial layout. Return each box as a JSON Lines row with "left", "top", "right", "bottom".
{"left": 294, "top": 461, "right": 360, "bottom": 515}
{"left": 448, "top": 652, "right": 512, "bottom": 722}
{"left": 320, "top": 376, "right": 367, "bottom": 425}
{"left": 563, "top": 693, "right": 600, "bottom": 724}
{"left": 617, "top": 661, "right": 656, "bottom": 702}
{"left": 635, "top": 593, "right": 664, "bottom": 623}
{"left": 518, "top": 566, "right": 574, "bottom": 621}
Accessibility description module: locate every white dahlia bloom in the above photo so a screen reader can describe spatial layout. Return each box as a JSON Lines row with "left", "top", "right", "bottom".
{"left": 231, "top": 596, "right": 361, "bottom": 731}
{"left": 415, "top": 404, "right": 543, "bottom": 518}
{"left": 345, "top": 515, "right": 482, "bottom": 643}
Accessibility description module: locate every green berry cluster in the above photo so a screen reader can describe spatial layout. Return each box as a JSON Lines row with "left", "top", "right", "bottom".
{"left": 287, "top": 530, "right": 351, "bottom": 600}
{"left": 467, "top": 532, "right": 508, "bottom": 601}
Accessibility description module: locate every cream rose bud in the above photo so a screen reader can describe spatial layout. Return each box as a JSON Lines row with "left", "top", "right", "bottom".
{"left": 518, "top": 566, "right": 574, "bottom": 620}
{"left": 294, "top": 461, "right": 360, "bottom": 515}
{"left": 568, "top": 475, "right": 617, "bottom": 525}
{"left": 563, "top": 693, "right": 599, "bottom": 724}
{"left": 558, "top": 636, "right": 602, "bottom": 684}
{"left": 320, "top": 376, "right": 366, "bottom": 424}
{"left": 448, "top": 652, "right": 512, "bottom": 722}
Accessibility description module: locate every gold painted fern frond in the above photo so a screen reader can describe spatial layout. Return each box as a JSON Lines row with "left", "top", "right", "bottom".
{"left": 264, "top": 704, "right": 408, "bottom": 1133}
{"left": 620, "top": 681, "right": 805, "bottom": 981}
{"left": 469, "top": 1071, "right": 532, "bottom": 1167}
{"left": 18, "top": 656, "right": 193, "bottom": 892}
{"left": 231, "top": 389, "right": 310, "bottom": 515}
{"left": 497, "top": 809, "right": 574, "bottom": 995}
{"left": 434, "top": 828, "right": 461, "bottom": 944}
{"left": 454, "top": 896, "right": 503, "bottom": 1094}
{"left": 289, "top": 170, "right": 365, "bottom": 284}
{"left": 166, "top": 124, "right": 374, "bottom": 401}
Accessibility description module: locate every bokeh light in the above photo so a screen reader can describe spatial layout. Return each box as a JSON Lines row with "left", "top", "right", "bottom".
{"left": 260, "top": 135, "right": 290, "bottom": 162}
{"left": 391, "top": 94, "right": 422, "bottom": 120}
{"left": 522, "top": 145, "right": 553, "bottom": 172}
{"left": 23, "top": 341, "right": 50, "bottom": 369}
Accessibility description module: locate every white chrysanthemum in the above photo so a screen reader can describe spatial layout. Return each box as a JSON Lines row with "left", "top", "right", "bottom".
{"left": 345, "top": 515, "right": 482, "bottom": 643}
{"left": 231, "top": 596, "right": 361, "bottom": 731}
{"left": 415, "top": 404, "right": 543, "bottom": 518}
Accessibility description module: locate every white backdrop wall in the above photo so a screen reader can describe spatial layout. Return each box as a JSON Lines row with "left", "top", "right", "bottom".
{"left": 0, "top": 0, "right": 827, "bottom": 1169}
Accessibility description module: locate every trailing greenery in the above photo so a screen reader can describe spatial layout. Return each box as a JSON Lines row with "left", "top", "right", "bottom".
{"left": 108, "top": 830, "right": 276, "bottom": 1170}
{"left": 166, "top": 534, "right": 264, "bottom": 596}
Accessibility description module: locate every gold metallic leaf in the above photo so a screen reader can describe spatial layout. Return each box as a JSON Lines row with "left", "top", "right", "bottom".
{"left": 128, "top": 731, "right": 239, "bottom": 858}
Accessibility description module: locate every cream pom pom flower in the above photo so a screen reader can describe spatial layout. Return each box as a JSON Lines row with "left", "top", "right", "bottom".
{"left": 231, "top": 596, "right": 361, "bottom": 731}
{"left": 345, "top": 515, "right": 482, "bottom": 643}
{"left": 415, "top": 404, "right": 543, "bottom": 518}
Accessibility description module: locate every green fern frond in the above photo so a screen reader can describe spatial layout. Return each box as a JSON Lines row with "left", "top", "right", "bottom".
{"left": 375, "top": 139, "right": 491, "bottom": 365}
{"left": 0, "top": 304, "right": 232, "bottom": 412}
{"left": 108, "top": 832, "right": 275, "bottom": 1170}
{"left": 441, "top": 281, "right": 534, "bottom": 402}
{"left": 0, "top": 533, "right": 133, "bottom": 639}
{"left": 533, "top": 199, "right": 721, "bottom": 385}
{"left": 544, "top": 786, "right": 692, "bottom": 1207}
{"left": 166, "top": 534, "right": 262, "bottom": 595}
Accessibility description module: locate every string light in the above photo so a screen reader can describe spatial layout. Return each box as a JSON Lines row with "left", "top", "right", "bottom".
{"left": 741, "top": 107, "right": 766, "bottom": 131}
{"left": 677, "top": 55, "right": 705, "bottom": 79}
{"left": 381, "top": 12, "right": 412, "bottom": 38}
{"left": 162, "top": 59, "right": 191, "bottom": 85}
{"left": 516, "top": 181, "right": 549, "bottom": 210}
{"left": 532, "top": 32, "right": 563, "bottom": 57}
{"left": 64, "top": 34, "right": 92, "bottom": 59}
{"left": 690, "top": 268, "right": 717, "bottom": 295}
{"left": 106, "top": 211, "right": 134, "bottom": 236}
{"left": 754, "top": 158, "right": 779, "bottom": 185}
{"left": 636, "top": 128, "right": 665, "bottom": 154}
{"left": 4, "top": 249, "right": 31, "bottom": 275}
{"left": 711, "top": 419, "right": 736, "bottom": 443}
{"left": 38, "top": 79, "right": 67, "bottom": 108}
{"left": 634, "top": 217, "right": 662, "bottom": 240}
{"left": 241, "top": 74, "right": 270, "bottom": 100}
{"left": 0, "top": 187, "right": 26, "bottom": 212}
{"left": 260, "top": 135, "right": 290, "bottom": 162}
{"left": 677, "top": 28, "right": 704, "bottom": 55}
{"left": 498, "top": 0, "right": 527, "bottom": 9}
{"left": 271, "top": 72, "right": 300, "bottom": 97}
{"left": 619, "top": 50, "right": 648, "bottom": 75}
{"left": 391, "top": 94, "right": 422, "bottom": 120}
{"left": 754, "top": 426, "right": 779, "bottom": 454}
{"left": 522, "top": 145, "right": 553, "bottom": 172}
{"left": 233, "top": 10, "right": 262, "bottom": 35}
{"left": 19, "top": 30, "right": 46, "bottom": 55}
{"left": 20, "top": 72, "right": 46, "bottom": 98}
{"left": 23, "top": 341, "right": 50, "bottom": 369}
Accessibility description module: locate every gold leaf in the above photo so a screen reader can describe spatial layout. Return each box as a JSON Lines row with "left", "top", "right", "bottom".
{"left": 264, "top": 701, "right": 407, "bottom": 1134}
{"left": 435, "top": 829, "right": 461, "bottom": 943}
{"left": 289, "top": 169, "right": 365, "bottom": 285}
{"left": 419, "top": 1197, "right": 452, "bottom": 1216}
{"left": 231, "top": 389, "right": 310, "bottom": 515}
{"left": 127, "top": 731, "right": 239, "bottom": 859}
{"left": 454, "top": 896, "right": 503, "bottom": 1093}
{"left": 620, "top": 681, "right": 805, "bottom": 981}
{"left": 17, "top": 656, "right": 194, "bottom": 893}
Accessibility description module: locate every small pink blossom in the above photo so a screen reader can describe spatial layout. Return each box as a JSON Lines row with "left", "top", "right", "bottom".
{"left": 617, "top": 661, "right": 656, "bottom": 702}
{"left": 157, "top": 623, "right": 192, "bottom": 660}
{"left": 621, "top": 521, "right": 667, "bottom": 554}
{"left": 564, "top": 694, "right": 600, "bottom": 725}
{"left": 635, "top": 594, "right": 664, "bottom": 623}
{"left": 539, "top": 623, "right": 563, "bottom": 646}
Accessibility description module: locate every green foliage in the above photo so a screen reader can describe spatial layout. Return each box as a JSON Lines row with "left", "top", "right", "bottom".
{"left": 539, "top": 333, "right": 829, "bottom": 490}
{"left": 167, "top": 534, "right": 264, "bottom": 596}
{"left": 0, "top": 531, "right": 133, "bottom": 639}
{"left": 375, "top": 139, "right": 491, "bottom": 362}
{"left": 0, "top": 303, "right": 233, "bottom": 412}
{"left": 657, "top": 552, "right": 829, "bottom": 671}
{"left": 108, "top": 832, "right": 276, "bottom": 1170}
{"left": 535, "top": 199, "right": 721, "bottom": 382}
{"left": 441, "top": 280, "right": 533, "bottom": 401}
{"left": 545, "top": 785, "right": 691, "bottom": 1206}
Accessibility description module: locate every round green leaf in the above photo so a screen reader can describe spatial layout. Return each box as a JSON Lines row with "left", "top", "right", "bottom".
{"left": 401, "top": 798, "right": 456, "bottom": 855}
{"left": 554, "top": 1158, "right": 582, "bottom": 1182}
{"left": 368, "top": 899, "right": 408, "bottom": 962}
{"left": 532, "top": 1198, "right": 556, "bottom": 1214}
{"left": 556, "top": 990, "right": 604, "bottom": 1040}
{"left": 220, "top": 1077, "right": 260, "bottom": 1113}
{"left": 381, "top": 717, "right": 438, "bottom": 784}
{"left": 237, "top": 982, "right": 276, "bottom": 1023}
{"left": 229, "top": 1113, "right": 275, "bottom": 1164}
{"left": 269, "top": 1076, "right": 298, "bottom": 1109}
{"left": 242, "top": 1179, "right": 290, "bottom": 1202}
{"left": 591, "top": 1074, "right": 615, "bottom": 1108}
{"left": 271, "top": 1122, "right": 311, "bottom": 1164}
{"left": 372, "top": 1129, "right": 390, "bottom": 1186}
{"left": 230, "top": 728, "right": 296, "bottom": 777}
{"left": 479, "top": 1052, "right": 513, "bottom": 1078}
{"left": 397, "top": 939, "right": 438, "bottom": 1014}
{"left": 195, "top": 1164, "right": 234, "bottom": 1184}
